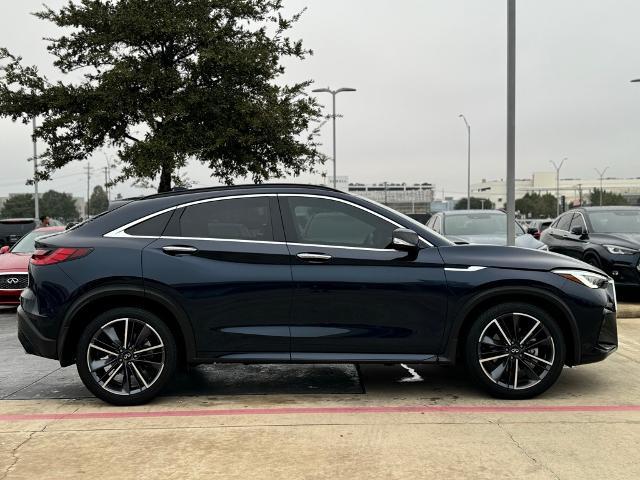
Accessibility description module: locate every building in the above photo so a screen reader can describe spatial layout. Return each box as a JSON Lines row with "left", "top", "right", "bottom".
{"left": 347, "top": 182, "right": 435, "bottom": 214}
{"left": 471, "top": 172, "right": 640, "bottom": 208}
{"left": 430, "top": 197, "right": 457, "bottom": 213}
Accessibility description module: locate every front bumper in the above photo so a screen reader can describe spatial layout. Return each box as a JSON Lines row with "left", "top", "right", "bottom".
{"left": 0, "top": 289, "right": 21, "bottom": 306}
{"left": 579, "top": 307, "right": 618, "bottom": 364}
{"left": 17, "top": 306, "right": 58, "bottom": 360}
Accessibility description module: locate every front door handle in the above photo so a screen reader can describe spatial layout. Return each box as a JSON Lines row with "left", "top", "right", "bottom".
{"left": 162, "top": 245, "right": 198, "bottom": 255}
{"left": 296, "top": 252, "right": 332, "bottom": 263}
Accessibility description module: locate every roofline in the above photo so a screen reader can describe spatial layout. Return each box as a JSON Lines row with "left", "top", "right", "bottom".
{"left": 140, "top": 183, "right": 341, "bottom": 200}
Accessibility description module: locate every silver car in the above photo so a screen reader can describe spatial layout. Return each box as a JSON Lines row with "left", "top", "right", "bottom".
{"left": 426, "top": 210, "right": 548, "bottom": 250}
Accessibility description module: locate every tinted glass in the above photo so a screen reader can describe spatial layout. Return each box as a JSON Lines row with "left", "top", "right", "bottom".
{"left": 283, "top": 197, "right": 396, "bottom": 248}
{"left": 179, "top": 197, "right": 273, "bottom": 241}
{"left": 556, "top": 213, "right": 573, "bottom": 231}
{"left": 588, "top": 210, "right": 640, "bottom": 234}
{"left": 125, "top": 210, "right": 173, "bottom": 237}
{"left": 0, "top": 221, "right": 36, "bottom": 236}
{"left": 570, "top": 213, "right": 587, "bottom": 231}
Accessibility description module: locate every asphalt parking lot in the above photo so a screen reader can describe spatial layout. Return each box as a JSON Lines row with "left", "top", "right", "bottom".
{"left": 1, "top": 307, "right": 640, "bottom": 479}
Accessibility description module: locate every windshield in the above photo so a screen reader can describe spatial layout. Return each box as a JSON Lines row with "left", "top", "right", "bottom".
{"left": 444, "top": 213, "right": 525, "bottom": 237}
{"left": 10, "top": 230, "right": 60, "bottom": 253}
{"left": 588, "top": 210, "right": 640, "bottom": 234}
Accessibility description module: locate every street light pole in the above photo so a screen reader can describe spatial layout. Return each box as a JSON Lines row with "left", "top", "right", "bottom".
{"left": 550, "top": 158, "right": 567, "bottom": 216}
{"left": 594, "top": 167, "right": 609, "bottom": 206}
{"left": 312, "top": 87, "right": 357, "bottom": 189}
{"left": 32, "top": 117, "right": 39, "bottom": 220}
{"left": 506, "top": 0, "right": 516, "bottom": 246}
{"left": 458, "top": 114, "right": 471, "bottom": 209}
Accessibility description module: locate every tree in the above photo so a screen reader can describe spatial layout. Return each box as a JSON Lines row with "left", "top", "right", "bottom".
{"left": 88, "top": 185, "right": 109, "bottom": 215}
{"left": 588, "top": 188, "right": 627, "bottom": 206}
{"left": 515, "top": 192, "right": 557, "bottom": 218}
{"left": 0, "top": 194, "right": 34, "bottom": 218}
{"left": 41, "top": 190, "right": 79, "bottom": 221}
{"left": 0, "top": 0, "right": 324, "bottom": 192}
{"left": 454, "top": 197, "right": 494, "bottom": 210}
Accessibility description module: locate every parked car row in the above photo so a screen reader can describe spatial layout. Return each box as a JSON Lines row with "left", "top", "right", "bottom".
{"left": 423, "top": 206, "right": 640, "bottom": 288}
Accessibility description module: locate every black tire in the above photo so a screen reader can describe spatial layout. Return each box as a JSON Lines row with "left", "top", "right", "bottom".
{"left": 464, "top": 302, "right": 565, "bottom": 399}
{"left": 584, "top": 252, "right": 602, "bottom": 269}
{"left": 76, "top": 307, "right": 177, "bottom": 406}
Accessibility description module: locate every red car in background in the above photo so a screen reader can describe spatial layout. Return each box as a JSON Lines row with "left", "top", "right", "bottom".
{"left": 0, "top": 226, "right": 65, "bottom": 307}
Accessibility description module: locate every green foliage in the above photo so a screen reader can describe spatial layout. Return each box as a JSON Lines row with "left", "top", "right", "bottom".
{"left": 515, "top": 192, "right": 557, "bottom": 218}
{"left": 88, "top": 185, "right": 108, "bottom": 215}
{"left": 589, "top": 188, "right": 628, "bottom": 206}
{"left": 41, "top": 190, "right": 80, "bottom": 220}
{"left": 0, "top": 194, "right": 34, "bottom": 218}
{"left": 0, "top": 0, "right": 324, "bottom": 192}
{"left": 454, "top": 197, "right": 494, "bottom": 210}
{"left": 0, "top": 190, "right": 79, "bottom": 221}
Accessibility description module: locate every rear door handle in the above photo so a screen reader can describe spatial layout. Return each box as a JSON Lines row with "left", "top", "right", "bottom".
{"left": 296, "top": 252, "right": 332, "bottom": 263}
{"left": 162, "top": 245, "right": 198, "bottom": 255}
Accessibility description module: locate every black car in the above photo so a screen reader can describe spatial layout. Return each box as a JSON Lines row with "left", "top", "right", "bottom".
{"left": 540, "top": 207, "right": 640, "bottom": 287}
{"left": 0, "top": 218, "right": 39, "bottom": 247}
{"left": 17, "top": 185, "right": 617, "bottom": 405}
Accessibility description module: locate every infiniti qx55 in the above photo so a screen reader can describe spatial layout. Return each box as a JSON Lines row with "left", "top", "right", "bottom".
{"left": 17, "top": 185, "right": 617, "bottom": 405}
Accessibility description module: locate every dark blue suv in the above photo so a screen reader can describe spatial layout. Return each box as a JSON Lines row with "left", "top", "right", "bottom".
{"left": 17, "top": 185, "right": 618, "bottom": 405}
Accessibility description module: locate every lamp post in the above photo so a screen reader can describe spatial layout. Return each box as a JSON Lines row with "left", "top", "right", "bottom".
{"left": 550, "top": 158, "right": 567, "bottom": 216}
{"left": 506, "top": 0, "right": 516, "bottom": 246}
{"left": 32, "top": 117, "right": 39, "bottom": 220}
{"left": 458, "top": 114, "right": 471, "bottom": 209}
{"left": 312, "top": 87, "right": 357, "bottom": 189}
{"left": 594, "top": 167, "right": 609, "bottom": 206}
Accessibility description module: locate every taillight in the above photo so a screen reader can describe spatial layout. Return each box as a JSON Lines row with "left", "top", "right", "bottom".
{"left": 30, "top": 248, "right": 92, "bottom": 266}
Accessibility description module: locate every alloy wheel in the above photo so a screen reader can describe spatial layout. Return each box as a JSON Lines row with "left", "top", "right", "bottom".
{"left": 477, "top": 312, "right": 555, "bottom": 390}
{"left": 86, "top": 317, "right": 165, "bottom": 395}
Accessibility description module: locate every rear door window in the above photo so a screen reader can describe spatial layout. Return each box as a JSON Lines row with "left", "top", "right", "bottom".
{"left": 177, "top": 197, "right": 273, "bottom": 241}
{"left": 555, "top": 213, "right": 574, "bottom": 231}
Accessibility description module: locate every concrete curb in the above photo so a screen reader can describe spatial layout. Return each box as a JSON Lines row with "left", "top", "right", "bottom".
{"left": 618, "top": 303, "right": 640, "bottom": 319}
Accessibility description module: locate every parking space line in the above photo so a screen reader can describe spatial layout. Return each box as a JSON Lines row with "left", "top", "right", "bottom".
{"left": 1, "top": 404, "right": 640, "bottom": 422}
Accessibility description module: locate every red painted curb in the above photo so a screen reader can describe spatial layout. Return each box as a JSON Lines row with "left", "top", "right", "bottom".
{"left": 1, "top": 404, "right": 640, "bottom": 422}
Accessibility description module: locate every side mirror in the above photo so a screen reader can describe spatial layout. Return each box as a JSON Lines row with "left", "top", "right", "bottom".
{"left": 570, "top": 225, "right": 587, "bottom": 238}
{"left": 526, "top": 227, "right": 538, "bottom": 235}
{"left": 0, "top": 246, "right": 8, "bottom": 254}
{"left": 392, "top": 228, "right": 420, "bottom": 252}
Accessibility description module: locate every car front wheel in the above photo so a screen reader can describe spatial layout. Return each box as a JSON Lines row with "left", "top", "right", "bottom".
{"left": 76, "top": 307, "right": 177, "bottom": 406}
{"left": 465, "top": 303, "right": 565, "bottom": 399}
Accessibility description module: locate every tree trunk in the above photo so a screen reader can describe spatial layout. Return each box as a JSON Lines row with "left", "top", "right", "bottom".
{"left": 158, "top": 163, "right": 173, "bottom": 193}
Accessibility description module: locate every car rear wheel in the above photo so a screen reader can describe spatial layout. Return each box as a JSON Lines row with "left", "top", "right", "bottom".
{"left": 76, "top": 307, "right": 177, "bottom": 406}
{"left": 464, "top": 303, "right": 565, "bottom": 399}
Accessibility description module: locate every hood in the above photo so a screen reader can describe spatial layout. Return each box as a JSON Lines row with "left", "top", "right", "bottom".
{"left": 445, "top": 234, "right": 545, "bottom": 250}
{"left": 589, "top": 233, "right": 640, "bottom": 249}
{"left": 438, "top": 244, "right": 605, "bottom": 274}
{"left": 0, "top": 252, "right": 30, "bottom": 272}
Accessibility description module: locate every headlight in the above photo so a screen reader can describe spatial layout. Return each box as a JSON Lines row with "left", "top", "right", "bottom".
{"left": 604, "top": 245, "right": 637, "bottom": 255}
{"left": 537, "top": 244, "right": 549, "bottom": 251}
{"left": 552, "top": 269, "right": 609, "bottom": 289}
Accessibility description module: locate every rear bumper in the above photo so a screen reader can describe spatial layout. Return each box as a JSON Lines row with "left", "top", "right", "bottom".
{"left": 0, "top": 289, "right": 21, "bottom": 306}
{"left": 17, "top": 306, "right": 58, "bottom": 360}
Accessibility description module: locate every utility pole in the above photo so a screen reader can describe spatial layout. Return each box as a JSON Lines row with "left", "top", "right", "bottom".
{"left": 550, "top": 158, "right": 566, "bottom": 216}
{"left": 311, "top": 87, "right": 357, "bottom": 189}
{"left": 506, "top": 0, "right": 516, "bottom": 246}
{"left": 85, "top": 163, "right": 92, "bottom": 218}
{"left": 32, "top": 118, "right": 39, "bottom": 220}
{"left": 103, "top": 153, "right": 112, "bottom": 202}
{"left": 594, "top": 167, "right": 609, "bottom": 206}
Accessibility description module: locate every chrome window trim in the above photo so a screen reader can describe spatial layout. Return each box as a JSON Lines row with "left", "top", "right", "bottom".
{"left": 103, "top": 191, "right": 433, "bottom": 247}
{"left": 104, "top": 194, "right": 276, "bottom": 239}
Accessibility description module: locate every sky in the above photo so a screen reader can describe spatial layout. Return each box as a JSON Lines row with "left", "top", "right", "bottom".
{"left": 1, "top": 0, "right": 640, "bottom": 201}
